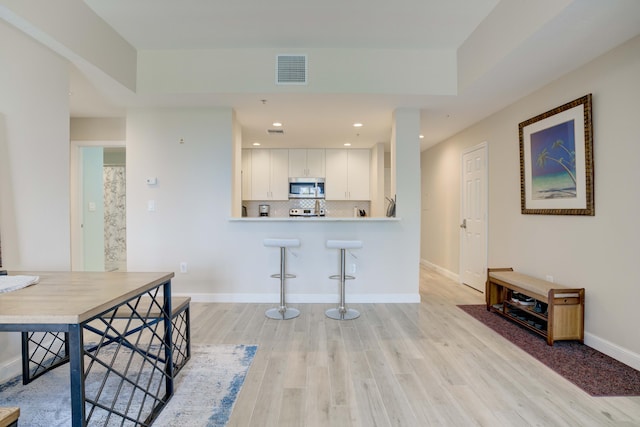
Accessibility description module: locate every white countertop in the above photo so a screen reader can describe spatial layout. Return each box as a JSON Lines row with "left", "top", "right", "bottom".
{"left": 229, "top": 216, "right": 400, "bottom": 222}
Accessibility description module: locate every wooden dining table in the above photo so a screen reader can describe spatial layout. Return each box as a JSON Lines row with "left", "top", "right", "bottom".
{"left": 0, "top": 271, "right": 176, "bottom": 427}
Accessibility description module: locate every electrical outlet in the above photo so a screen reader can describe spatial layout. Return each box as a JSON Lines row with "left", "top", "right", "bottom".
{"left": 180, "top": 262, "right": 187, "bottom": 273}
{"left": 546, "top": 275, "right": 554, "bottom": 283}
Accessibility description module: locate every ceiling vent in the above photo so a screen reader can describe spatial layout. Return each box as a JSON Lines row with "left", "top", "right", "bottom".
{"left": 267, "top": 128, "right": 284, "bottom": 134}
{"left": 276, "top": 54, "right": 307, "bottom": 85}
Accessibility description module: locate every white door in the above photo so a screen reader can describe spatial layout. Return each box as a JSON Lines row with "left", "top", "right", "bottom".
{"left": 460, "top": 143, "right": 488, "bottom": 292}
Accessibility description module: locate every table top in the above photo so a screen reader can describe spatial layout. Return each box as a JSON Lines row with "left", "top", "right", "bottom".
{"left": 0, "top": 271, "right": 174, "bottom": 325}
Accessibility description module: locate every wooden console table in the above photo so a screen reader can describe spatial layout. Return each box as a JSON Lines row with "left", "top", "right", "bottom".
{"left": 486, "top": 268, "right": 584, "bottom": 345}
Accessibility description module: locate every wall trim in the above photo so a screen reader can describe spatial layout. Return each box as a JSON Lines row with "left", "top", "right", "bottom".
{"left": 178, "top": 292, "right": 421, "bottom": 304}
{"left": 0, "top": 355, "right": 22, "bottom": 384}
{"left": 420, "top": 259, "right": 459, "bottom": 282}
{"left": 584, "top": 332, "right": 640, "bottom": 371}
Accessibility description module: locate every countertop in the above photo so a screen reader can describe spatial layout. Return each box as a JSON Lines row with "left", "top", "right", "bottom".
{"left": 229, "top": 216, "right": 400, "bottom": 222}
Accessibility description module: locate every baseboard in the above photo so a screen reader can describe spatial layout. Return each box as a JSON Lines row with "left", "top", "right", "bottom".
{"left": 178, "top": 292, "right": 420, "bottom": 304}
{"left": 584, "top": 332, "right": 640, "bottom": 371}
{"left": 0, "top": 355, "right": 22, "bottom": 384}
{"left": 420, "top": 259, "right": 460, "bottom": 282}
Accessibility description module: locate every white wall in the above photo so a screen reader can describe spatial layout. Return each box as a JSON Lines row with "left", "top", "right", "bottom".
{"left": 0, "top": 20, "right": 71, "bottom": 380}
{"left": 125, "top": 107, "right": 421, "bottom": 303}
{"left": 70, "top": 118, "right": 126, "bottom": 141}
{"left": 421, "top": 34, "right": 640, "bottom": 368}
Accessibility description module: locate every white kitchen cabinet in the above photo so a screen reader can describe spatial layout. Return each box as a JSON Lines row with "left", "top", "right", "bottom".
{"left": 289, "top": 148, "right": 325, "bottom": 177}
{"left": 346, "top": 149, "right": 370, "bottom": 200}
{"left": 325, "top": 149, "right": 370, "bottom": 200}
{"left": 241, "top": 149, "right": 252, "bottom": 200}
{"left": 248, "top": 149, "right": 289, "bottom": 200}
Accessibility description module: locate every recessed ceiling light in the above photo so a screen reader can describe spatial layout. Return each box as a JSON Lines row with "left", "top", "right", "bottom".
{"left": 272, "top": 122, "right": 282, "bottom": 127}
{"left": 344, "top": 143, "right": 351, "bottom": 147}
{"left": 252, "top": 142, "right": 261, "bottom": 146}
{"left": 419, "top": 135, "right": 424, "bottom": 139}
{"left": 353, "top": 123, "right": 363, "bottom": 128}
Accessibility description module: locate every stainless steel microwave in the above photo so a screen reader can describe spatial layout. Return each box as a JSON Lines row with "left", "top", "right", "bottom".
{"left": 288, "top": 178, "right": 325, "bottom": 199}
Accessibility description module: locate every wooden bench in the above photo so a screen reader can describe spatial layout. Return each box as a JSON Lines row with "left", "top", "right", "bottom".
{"left": 0, "top": 407, "right": 19, "bottom": 427}
{"left": 486, "top": 268, "right": 584, "bottom": 345}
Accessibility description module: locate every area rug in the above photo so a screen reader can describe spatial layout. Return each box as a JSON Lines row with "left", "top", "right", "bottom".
{"left": 458, "top": 304, "right": 640, "bottom": 397}
{"left": 0, "top": 344, "right": 257, "bottom": 426}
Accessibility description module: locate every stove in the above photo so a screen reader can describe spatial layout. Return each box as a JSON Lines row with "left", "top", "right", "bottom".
{"left": 289, "top": 208, "right": 325, "bottom": 217}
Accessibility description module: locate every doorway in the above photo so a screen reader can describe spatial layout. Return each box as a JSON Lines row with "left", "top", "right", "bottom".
{"left": 70, "top": 142, "right": 126, "bottom": 271}
{"left": 460, "top": 142, "right": 488, "bottom": 291}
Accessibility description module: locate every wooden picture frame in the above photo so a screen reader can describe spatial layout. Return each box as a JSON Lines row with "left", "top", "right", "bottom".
{"left": 519, "top": 94, "right": 594, "bottom": 215}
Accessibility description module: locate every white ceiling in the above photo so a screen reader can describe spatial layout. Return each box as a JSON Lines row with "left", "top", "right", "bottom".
{"left": 73, "top": 0, "right": 640, "bottom": 150}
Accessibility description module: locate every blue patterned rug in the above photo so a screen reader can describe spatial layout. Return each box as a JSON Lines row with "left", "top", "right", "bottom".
{"left": 0, "top": 344, "right": 257, "bottom": 426}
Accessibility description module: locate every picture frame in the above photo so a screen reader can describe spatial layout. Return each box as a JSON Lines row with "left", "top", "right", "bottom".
{"left": 519, "top": 94, "right": 594, "bottom": 215}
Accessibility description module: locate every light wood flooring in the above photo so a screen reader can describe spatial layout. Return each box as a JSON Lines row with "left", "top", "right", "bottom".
{"left": 189, "top": 266, "right": 640, "bottom": 426}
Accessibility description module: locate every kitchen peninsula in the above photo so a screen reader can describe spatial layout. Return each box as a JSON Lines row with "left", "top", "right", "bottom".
{"left": 218, "top": 111, "right": 422, "bottom": 306}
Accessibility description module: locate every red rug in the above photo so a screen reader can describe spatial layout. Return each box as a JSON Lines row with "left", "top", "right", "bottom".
{"left": 458, "top": 304, "right": 640, "bottom": 397}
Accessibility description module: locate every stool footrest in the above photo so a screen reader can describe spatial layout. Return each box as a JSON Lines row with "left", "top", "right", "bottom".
{"left": 270, "top": 273, "right": 296, "bottom": 279}
{"left": 329, "top": 274, "right": 355, "bottom": 280}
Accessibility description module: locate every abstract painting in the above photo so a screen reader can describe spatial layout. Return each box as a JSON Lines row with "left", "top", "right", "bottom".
{"left": 519, "top": 94, "right": 594, "bottom": 215}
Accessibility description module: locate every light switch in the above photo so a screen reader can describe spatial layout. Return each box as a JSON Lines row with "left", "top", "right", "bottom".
{"left": 88, "top": 202, "right": 96, "bottom": 212}
{"left": 148, "top": 200, "right": 156, "bottom": 212}
{"left": 146, "top": 177, "right": 157, "bottom": 185}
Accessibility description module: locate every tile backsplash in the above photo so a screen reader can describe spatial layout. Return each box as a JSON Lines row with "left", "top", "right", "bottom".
{"left": 242, "top": 200, "right": 371, "bottom": 218}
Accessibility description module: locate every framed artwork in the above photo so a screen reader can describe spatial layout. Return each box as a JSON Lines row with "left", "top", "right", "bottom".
{"left": 519, "top": 94, "right": 594, "bottom": 215}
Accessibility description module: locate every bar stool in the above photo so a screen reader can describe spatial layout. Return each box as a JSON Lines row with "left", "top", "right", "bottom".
{"left": 326, "top": 240, "right": 362, "bottom": 320}
{"left": 264, "top": 238, "right": 301, "bottom": 320}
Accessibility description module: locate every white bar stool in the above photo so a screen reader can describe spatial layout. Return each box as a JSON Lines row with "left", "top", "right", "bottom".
{"left": 264, "top": 238, "right": 301, "bottom": 320}
{"left": 326, "top": 240, "right": 362, "bottom": 320}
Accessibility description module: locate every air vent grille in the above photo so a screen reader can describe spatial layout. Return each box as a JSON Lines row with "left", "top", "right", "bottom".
{"left": 267, "top": 129, "right": 284, "bottom": 134}
{"left": 276, "top": 54, "right": 307, "bottom": 85}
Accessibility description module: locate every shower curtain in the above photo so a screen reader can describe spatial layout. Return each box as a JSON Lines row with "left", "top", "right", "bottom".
{"left": 103, "top": 166, "right": 126, "bottom": 271}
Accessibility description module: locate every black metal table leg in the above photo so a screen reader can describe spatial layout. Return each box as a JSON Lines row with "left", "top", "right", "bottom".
{"left": 67, "top": 323, "right": 85, "bottom": 427}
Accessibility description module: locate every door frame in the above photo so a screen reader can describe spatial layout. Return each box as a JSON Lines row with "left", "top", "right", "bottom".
{"left": 459, "top": 141, "right": 488, "bottom": 291}
{"left": 70, "top": 140, "right": 124, "bottom": 271}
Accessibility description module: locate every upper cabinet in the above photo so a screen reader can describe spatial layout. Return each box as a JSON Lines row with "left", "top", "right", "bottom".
{"left": 241, "top": 149, "right": 252, "bottom": 200}
{"left": 325, "top": 149, "right": 370, "bottom": 201}
{"left": 244, "top": 147, "right": 370, "bottom": 202}
{"left": 246, "top": 149, "right": 289, "bottom": 200}
{"left": 289, "top": 149, "right": 325, "bottom": 177}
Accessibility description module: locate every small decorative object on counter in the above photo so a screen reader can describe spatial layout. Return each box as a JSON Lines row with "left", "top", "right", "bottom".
{"left": 386, "top": 195, "right": 396, "bottom": 217}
